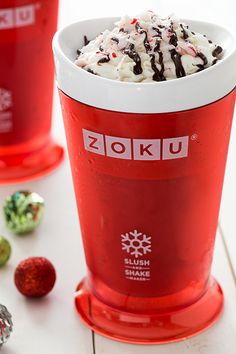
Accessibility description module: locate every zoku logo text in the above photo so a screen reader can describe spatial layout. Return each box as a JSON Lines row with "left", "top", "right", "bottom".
{"left": 0, "top": 4, "right": 36, "bottom": 30}
{"left": 83, "top": 129, "right": 189, "bottom": 161}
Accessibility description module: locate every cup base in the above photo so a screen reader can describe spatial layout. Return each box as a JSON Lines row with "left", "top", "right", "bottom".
{"left": 75, "top": 277, "right": 223, "bottom": 344}
{"left": 0, "top": 139, "right": 64, "bottom": 184}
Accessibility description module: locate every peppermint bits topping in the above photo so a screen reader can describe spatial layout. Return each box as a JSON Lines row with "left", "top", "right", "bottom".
{"left": 75, "top": 11, "right": 223, "bottom": 82}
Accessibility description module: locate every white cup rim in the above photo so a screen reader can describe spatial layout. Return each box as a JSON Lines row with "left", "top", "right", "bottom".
{"left": 53, "top": 17, "right": 236, "bottom": 113}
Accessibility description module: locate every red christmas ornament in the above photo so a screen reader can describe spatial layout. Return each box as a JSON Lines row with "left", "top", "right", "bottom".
{"left": 14, "top": 257, "right": 56, "bottom": 297}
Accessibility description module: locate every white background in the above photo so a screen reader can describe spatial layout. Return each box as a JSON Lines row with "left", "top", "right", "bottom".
{"left": 0, "top": 0, "right": 236, "bottom": 353}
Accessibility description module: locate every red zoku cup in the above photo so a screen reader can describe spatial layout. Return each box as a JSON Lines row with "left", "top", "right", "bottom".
{"left": 53, "top": 18, "right": 236, "bottom": 344}
{"left": 0, "top": 0, "right": 64, "bottom": 184}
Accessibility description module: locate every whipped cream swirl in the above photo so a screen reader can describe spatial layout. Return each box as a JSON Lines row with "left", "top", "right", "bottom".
{"left": 75, "top": 11, "right": 223, "bottom": 82}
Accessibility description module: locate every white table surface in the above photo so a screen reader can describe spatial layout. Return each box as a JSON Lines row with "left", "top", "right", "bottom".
{"left": 1, "top": 0, "right": 236, "bottom": 353}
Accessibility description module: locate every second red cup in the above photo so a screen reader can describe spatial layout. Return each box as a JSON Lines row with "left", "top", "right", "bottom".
{"left": 0, "top": 0, "right": 64, "bottom": 184}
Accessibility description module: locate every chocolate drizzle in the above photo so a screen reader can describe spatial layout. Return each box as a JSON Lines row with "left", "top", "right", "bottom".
{"left": 87, "top": 68, "right": 95, "bottom": 74}
{"left": 111, "top": 37, "right": 119, "bottom": 44}
{"left": 169, "top": 22, "right": 178, "bottom": 47}
{"left": 159, "top": 51, "right": 165, "bottom": 75}
{"left": 170, "top": 49, "right": 186, "bottom": 78}
{"left": 154, "top": 39, "right": 161, "bottom": 52}
{"left": 84, "top": 35, "right": 90, "bottom": 46}
{"left": 152, "top": 27, "right": 162, "bottom": 36}
{"left": 212, "top": 58, "right": 218, "bottom": 65}
{"left": 135, "top": 21, "right": 141, "bottom": 31}
{"left": 197, "top": 52, "right": 208, "bottom": 66}
{"left": 180, "top": 24, "right": 189, "bottom": 39}
{"left": 98, "top": 55, "right": 110, "bottom": 64}
{"left": 212, "top": 45, "right": 223, "bottom": 57}
{"left": 135, "top": 22, "right": 151, "bottom": 53}
{"left": 142, "top": 31, "right": 152, "bottom": 52}
{"left": 196, "top": 64, "right": 205, "bottom": 72}
{"left": 150, "top": 53, "right": 166, "bottom": 81}
{"left": 124, "top": 45, "right": 143, "bottom": 75}
{"left": 169, "top": 32, "right": 178, "bottom": 46}
{"left": 130, "top": 43, "right": 135, "bottom": 51}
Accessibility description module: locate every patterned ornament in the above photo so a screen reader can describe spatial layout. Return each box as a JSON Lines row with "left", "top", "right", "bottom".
{"left": 3, "top": 191, "right": 44, "bottom": 234}
{"left": 0, "top": 236, "right": 11, "bottom": 267}
{"left": 0, "top": 305, "right": 13, "bottom": 347}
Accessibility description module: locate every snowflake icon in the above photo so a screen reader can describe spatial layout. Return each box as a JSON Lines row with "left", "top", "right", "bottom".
{"left": 121, "top": 229, "right": 152, "bottom": 258}
{"left": 0, "top": 88, "right": 12, "bottom": 112}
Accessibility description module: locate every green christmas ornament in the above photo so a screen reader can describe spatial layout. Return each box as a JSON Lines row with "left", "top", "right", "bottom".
{"left": 0, "top": 236, "right": 11, "bottom": 267}
{"left": 3, "top": 191, "right": 44, "bottom": 235}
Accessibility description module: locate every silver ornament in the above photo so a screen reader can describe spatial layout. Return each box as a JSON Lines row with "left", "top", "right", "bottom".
{"left": 0, "top": 305, "right": 13, "bottom": 347}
